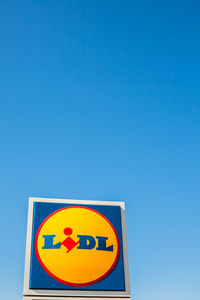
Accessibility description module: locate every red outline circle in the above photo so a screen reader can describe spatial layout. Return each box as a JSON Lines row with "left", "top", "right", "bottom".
{"left": 35, "top": 206, "right": 120, "bottom": 287}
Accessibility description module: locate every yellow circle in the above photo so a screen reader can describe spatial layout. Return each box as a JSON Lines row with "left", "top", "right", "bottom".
{"left": 35, "top": 206, "right": 120, "bottom": 286}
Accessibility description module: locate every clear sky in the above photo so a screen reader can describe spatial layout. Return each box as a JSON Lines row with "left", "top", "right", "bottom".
{"left": 0, "top": 1, "right": 200, "bottom": 300}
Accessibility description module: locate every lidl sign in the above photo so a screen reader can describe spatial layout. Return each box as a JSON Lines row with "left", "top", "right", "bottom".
{"left": 35, "top": 206, "right": 120, "bottom": 287}
{"left": 23, "top": 198, "right": 130, "bottom": 298}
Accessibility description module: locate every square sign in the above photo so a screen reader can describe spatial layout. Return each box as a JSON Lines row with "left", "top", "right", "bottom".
{"left": 23, "top": 198, "right": 130, "bottom": 298}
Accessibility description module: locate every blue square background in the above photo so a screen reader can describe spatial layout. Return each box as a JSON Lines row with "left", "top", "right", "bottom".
{"left": 30, "top": 202, "right": 125, "bottom": 291}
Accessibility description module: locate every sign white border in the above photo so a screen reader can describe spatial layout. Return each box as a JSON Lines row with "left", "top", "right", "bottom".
{"left": 23, "top": 197, "right": 131, "bottom": 298}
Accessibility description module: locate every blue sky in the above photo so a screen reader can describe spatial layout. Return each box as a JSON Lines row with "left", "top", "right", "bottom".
{"left": 0, "top": 1, "right": 200, "bottom": 299}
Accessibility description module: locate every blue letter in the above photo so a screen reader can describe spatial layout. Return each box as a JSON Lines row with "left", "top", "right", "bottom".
{"left": 42, "top": 235, "right": 61, "bottom": 249}
{"left": 77, "top": 235, "right": 96, "bottom": 250}
{"left": 96, "top": 236, "right": 113, "bottom": 251}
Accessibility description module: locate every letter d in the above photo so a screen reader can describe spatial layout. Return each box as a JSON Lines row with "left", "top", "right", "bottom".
{"left": 77, "top": 235, "right": 96, "bottom": 250}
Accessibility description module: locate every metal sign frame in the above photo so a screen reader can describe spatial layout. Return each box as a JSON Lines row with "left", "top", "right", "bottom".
{"left": 23, "top": 197, "right": 131, "bottom": 298}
